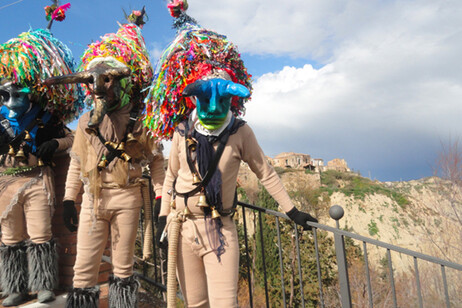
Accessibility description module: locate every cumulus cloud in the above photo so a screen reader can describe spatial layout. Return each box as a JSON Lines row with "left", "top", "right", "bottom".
{"left": 185, "top": 0, "right": 462, "bottom": 180}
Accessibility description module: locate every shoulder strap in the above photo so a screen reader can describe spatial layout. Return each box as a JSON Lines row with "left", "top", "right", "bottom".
{"left": 0, "top": 113, "right": 15, "bottom": 138}
{"left": 176, "top": 117, "right": 234, "bottom": 197}
{"left": 94, "top": 105, "right": 140, "bottom": 169}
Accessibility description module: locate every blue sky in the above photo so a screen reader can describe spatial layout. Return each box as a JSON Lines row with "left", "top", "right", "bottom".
{"left": 2, "top": 0, "right": 462, "bottom": 182}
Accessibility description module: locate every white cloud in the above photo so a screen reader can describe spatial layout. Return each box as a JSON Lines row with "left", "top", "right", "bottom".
{"left": 184, "top": 0, "right": 462, "bottom": 180}
{"left": 148, "top": 42, "right": 166, "bottom": 67}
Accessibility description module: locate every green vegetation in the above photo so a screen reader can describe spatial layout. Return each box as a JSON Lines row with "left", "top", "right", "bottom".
{"left": 320, "top": 170, "right": 410, "bottom": 208}
{"left": 368, "top": 219, "right": 379, "bottom": 237}
{"left": 238, "top": 185, "right": 338, "bottom": 307}
{"left": 274, "top": 166, "right": 300, "bottom": 175}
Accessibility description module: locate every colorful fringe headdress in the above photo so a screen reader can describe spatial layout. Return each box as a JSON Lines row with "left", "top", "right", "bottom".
{"left": 143, "top": 0, "right": 252, "bottom": 140}
{"left": 0, "top": 28, "right": 84, "bottom": 123}
{"left": 80, "top": 23, "right": 153, "bottom": 108}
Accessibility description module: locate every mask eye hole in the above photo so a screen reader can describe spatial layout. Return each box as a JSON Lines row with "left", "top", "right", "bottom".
{"left": 87, "top": 76, "right": 94, "bottom": 84}
{"left": 0, "top": 90, "right": 9, "bottom": 103}
{"left": 13, "top": 93, "right": 21, "bottom": 99}
{"left": 104, "top": 77, "right": 110, "bottom": 83}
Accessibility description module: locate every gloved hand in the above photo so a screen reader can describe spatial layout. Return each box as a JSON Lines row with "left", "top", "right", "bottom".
{"left": 286, "top": 207, "right": 318, "bottom": 230}
{"left": 156, "top": 216, "right": 167, "bottom": 249}
{"left": 63, "top": 200, "right": 78, "bottom": 232}
{"left": 36, "top": 139, "right": 59, "bottom": 162}
{"left": 154, "top": 197, "right": 162, "bottom": 223}
{"left": 0, "top": 133, "right": 10, "bottom": 146}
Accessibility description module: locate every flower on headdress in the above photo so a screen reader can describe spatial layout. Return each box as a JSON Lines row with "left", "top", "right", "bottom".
{"left": 127, "top": 9, "right": 147, "bottom": 28}
{"left": 44, "top": 3, "right": 71, "bottom": 22}
{"left": 168, "top": 0, "right": 188, "bottom": 18}
{"left": 44, "top": 5, "right": 55, "bottom": 21}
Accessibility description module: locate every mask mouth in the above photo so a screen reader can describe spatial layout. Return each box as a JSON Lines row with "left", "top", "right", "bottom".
{"left": 200, "top": 114, "right": 227, "bottom": 122}
{"left": 198, "top": 115, "right": 227, "bottom": 130}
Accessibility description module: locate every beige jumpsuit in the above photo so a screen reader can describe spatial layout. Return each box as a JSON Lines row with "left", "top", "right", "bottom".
{"left": 160, "top": 121, "right": 295, "bottom": 308}
{"left": 63, "top": 106, "right": 165, "bottom": 288}
{"left": 0, "top": 130, "right": 74, "bottom": 245}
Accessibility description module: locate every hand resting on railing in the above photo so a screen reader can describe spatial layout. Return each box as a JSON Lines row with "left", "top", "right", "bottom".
{"left": 286, "top": 207, "right": 318, "bottom": 230}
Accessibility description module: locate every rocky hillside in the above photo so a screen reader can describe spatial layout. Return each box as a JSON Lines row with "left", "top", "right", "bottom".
{"left": 237, "top": 164, "right": 462, "bottom": 273}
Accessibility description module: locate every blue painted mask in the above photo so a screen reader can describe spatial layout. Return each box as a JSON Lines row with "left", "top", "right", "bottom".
{"left": 182, "top": 78, "right": 250, "bottom": 130}
{"left": 0, "top": 82, "right": 31, "bottom": 119}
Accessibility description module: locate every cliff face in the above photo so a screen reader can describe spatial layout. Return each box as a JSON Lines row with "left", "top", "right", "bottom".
{"left": 237, "top": 164, "right": 462, "bottom": 272}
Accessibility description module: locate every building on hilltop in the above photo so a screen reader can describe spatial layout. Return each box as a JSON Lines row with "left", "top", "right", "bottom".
{"left": 311, "top": 158, "right": 325, "bottom": 171}
{"left": 265, "top": 152, "right": 350, "bottom": 174}
{"left": 272, "top": 152, "right": 312, "bottom": 169}
{"left": 326, "top": 158, "right": 350, "bottom": 172}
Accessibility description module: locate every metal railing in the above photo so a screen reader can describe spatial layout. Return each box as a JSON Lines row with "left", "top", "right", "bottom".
{"left": 135, "top": 198, "right": 462, "bottom": 307}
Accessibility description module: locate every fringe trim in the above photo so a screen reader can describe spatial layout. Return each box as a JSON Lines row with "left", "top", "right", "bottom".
{"left": 0, "top": 176, "right": 40, "bottom": 225}
{"left": 66, "top": 286, "right": 100, "bottom": 308}
{"left": 27, "top": 239, "right": 58, "bottom": 292}
{"left": 0, "top": 242, "right": 28, "bottom": 294}
{"left": 108, "top": 274, "right": 140, "bottom": 308}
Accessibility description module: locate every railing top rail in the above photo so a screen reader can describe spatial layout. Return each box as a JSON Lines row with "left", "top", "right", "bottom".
{"left": 237, "top": 201, "right": 462, "bottom": 271}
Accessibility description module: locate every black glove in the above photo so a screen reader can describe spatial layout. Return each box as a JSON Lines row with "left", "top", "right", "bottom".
{"left": 36, "top": 139, "right": 59, "bottom": 162}
{"left": 286, "top": 207, "right": 318, "bottom": 230}
{"left": 156, "top": 216, "right": 167, "bottom": 249}
{"left": 63, "top": 200, "right": 78, "bottom": 232}
{"left": 0, "top": 133, "right": 10, "bottom": 147}
{"left": 154, "top": 197, "right": 162, "bottom": 223}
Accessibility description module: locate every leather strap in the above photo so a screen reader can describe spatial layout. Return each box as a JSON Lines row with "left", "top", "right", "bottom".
{"left": 175, "top": 117, "right": 234, "bottom": 198}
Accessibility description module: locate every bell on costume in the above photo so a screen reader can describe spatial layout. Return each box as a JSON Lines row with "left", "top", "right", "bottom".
{"left": 24, "top": 131, "right": 32, "bottom": 142}
{"left": 170, "top": 199, "right": 176, "bottom": 209}
{"left": 37, "top": 159, "right": 45, "bottom": 167}
{"left": 97, "top": 159, "right": 108, "bottom": 170}
{"left": 184, "top": 207, "right": 192, "bottom": 216}
{"left": 120, "top": 152, "right": 132, "bottom": 163}
{"left": 8, "top": 145, "right": 15, "bottom": 156}
{"left": 192, "top": 173, "right": 201, "bottom": 185}
{"left": 15, "top": 148, "right": 26, "bottom": 161}
{"left": 186, "top": 138, "right": 197, "bottom": 151}
{"left": 196, "top": 194, "right": 208, "bottom": 208}
{"left": 211, "top": 207, "right": 221, "bottom": 219}
{"left": 105, "top": 141, "right": 118, "bottom": 149}
{"left": 126, "top": 133, "right": 138, "bottom": 145}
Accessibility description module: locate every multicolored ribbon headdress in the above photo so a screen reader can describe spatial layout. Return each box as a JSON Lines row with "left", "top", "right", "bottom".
{"left": 0, "top": 28, "right": 84, "bottom": 123}
{"left": 79, "top": 20, "right": 153, "bottom": 108}
{"left": 143, "top": 0, "right": 252, "bottom": 140}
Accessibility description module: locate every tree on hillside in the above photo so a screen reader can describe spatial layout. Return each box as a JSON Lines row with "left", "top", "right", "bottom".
{"left": 429, "top": 138, "right": 462, "bottom": 258}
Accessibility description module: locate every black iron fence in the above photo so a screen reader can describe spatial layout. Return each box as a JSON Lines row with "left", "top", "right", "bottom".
{"left": 134, "top": 196, "right": 462, "bottom": 307}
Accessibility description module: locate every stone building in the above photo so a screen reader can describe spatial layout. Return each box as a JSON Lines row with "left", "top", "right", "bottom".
{"left": 326, "top": 158, "right": 350, "bottom": 172}
{"left": 272, "top": 152, "right": 311, "bottom": 169}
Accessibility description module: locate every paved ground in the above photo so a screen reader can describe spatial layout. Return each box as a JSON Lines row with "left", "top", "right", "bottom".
{"left": 1, "top": 288, "right": 166, "bottom": 308}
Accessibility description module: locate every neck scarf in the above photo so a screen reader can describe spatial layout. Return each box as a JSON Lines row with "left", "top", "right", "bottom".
{"left": 0, "top": 105, "right": 51, "bottom": 152}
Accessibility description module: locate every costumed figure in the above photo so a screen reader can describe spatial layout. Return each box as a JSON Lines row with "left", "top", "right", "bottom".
{"left": 45, "top": 8, "right": 165, "bottom": 308}
{"left": 147, "top": 1, "right": 318, "bottom": 307}
{"left": 0, "top": 4, "right": 83, "bottom": 306}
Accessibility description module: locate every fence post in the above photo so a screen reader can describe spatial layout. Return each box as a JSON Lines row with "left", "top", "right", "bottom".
{"left": 330, "top": 205, "right": 352, "bottom": 308}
